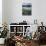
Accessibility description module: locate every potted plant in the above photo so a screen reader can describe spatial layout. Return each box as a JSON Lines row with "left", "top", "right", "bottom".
{"left": 0, "top": 23, "right": 9, "bottom": 44}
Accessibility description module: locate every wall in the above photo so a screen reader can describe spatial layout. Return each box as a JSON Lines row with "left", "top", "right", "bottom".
{"left": 0, "top": 0, "right": 2, "bottom": 27}
{"left": 2, "top": 0, "right": 8, "bottom": 25}
{"left": 2, "top": 0, "right": 46, "bottom": 26}
{"left": 7, "top": 0, "right": 33, "bottom": 24}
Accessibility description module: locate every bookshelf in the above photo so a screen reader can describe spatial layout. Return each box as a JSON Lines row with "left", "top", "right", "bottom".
{"left": 9, "top": 25, "right": 31, "bottom": 37}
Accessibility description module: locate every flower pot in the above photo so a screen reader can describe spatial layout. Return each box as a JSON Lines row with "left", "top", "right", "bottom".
{"left": 0, "top": 38, "right": 5, "bottom": 44}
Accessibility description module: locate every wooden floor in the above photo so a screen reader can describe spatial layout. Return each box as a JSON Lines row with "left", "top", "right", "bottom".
{"left": 31, "top": 40, "right": 46, "bottom": 46}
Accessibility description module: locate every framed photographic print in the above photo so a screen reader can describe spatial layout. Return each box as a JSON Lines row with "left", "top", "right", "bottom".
{"left": 22, "top": 3, "right": 32, "bottom": 16}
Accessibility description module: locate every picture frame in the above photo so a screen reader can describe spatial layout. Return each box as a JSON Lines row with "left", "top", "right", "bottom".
{"left": 22, "top": 3, "right": 32, "bottom": 16}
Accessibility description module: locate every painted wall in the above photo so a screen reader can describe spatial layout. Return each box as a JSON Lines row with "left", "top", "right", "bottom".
{"left": 2, "top": 0, "right": 46, "bottom": 26}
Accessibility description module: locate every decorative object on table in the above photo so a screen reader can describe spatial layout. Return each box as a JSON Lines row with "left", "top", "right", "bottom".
{"left": 34, "top": 19, "right": 37, "bottom": 24}
{"left": 10, "top": 23, "right": 19, "bottom": 25}
{"left": 22, "top": 3, "right": 32, "bottom": 16}
{"left": 0, "top": 23, "right": 9, "bottom": 38}
{"left": 38, "top": 22, "right": 45, "bottom": 32}
{"left": 41, "top": 22, "right": 45, "bottom": 32}
{"left": 26, "top": 27, "right": 32, "bottom": 40}
{"left": 19, "top": 20, "right": 27, "bottom": 25}
{"left": 41, "top": 22, "right": 43, "bottom": 26}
